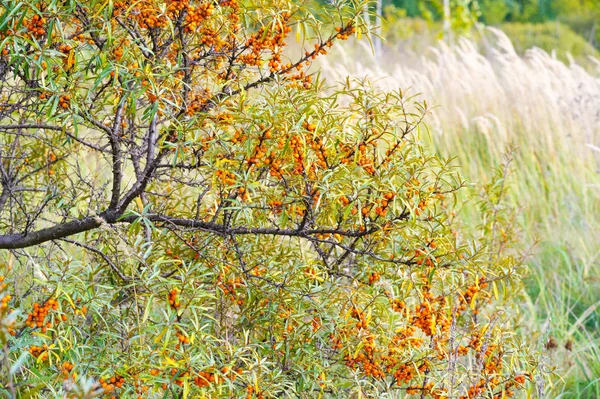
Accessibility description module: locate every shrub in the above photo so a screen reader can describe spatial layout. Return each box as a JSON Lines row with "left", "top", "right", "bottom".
{"left": 319, "top": 28, "right": 600, "bottom": 397}
{"left": 0, "top": 0, "right": 539, "bottom": 398}
{"left": 499, "top": 21, "right": 600, "bottom": 62}
{"left": 382, "top": 5, "right": 434, "bottom": 43}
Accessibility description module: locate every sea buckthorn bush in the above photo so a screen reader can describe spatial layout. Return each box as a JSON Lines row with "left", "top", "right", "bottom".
{"left": 0, "top": 0, "right": 540, "bottom": 397}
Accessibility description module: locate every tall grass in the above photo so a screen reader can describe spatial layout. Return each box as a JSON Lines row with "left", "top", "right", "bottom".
{"left": 319, "top": 29, "right": 600, "bottom": 398}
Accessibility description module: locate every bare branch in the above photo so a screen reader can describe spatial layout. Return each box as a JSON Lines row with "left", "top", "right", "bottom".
{"left": 0, "top": 211, "right": 377, "bottom": 250}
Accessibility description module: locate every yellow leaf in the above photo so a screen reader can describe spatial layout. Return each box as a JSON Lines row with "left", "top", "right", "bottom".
{"left": 353, "top": 341, "right": 364, "bottom": 358}
{"left": 163, "top": 356, "right": 179, "bottom": 367}
{"left": 154, "top": 325, "right": 169, "bottom": 344}
{"left": 63, "top": 292, "right": 76, "bottom": 311}
{"left": 33, "top": 332, "right": 52, "bottom": 340}
{"left": 64, "top": 49, "right": 75, "bottom": 72}
{"left": 470, "top": 292, "right": 478, "bottom": 310}
{"left": 344, "top": 308, "right": 352, "bottom": 321}
{"left": 135, "top": 196, "right": 144, "bottom": 213}
{"left": 183, "top": 379, "right": 189, "bottom": 399}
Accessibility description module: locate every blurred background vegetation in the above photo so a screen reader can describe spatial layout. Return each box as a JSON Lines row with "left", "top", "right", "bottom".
{"left": 386, "top": 0, "right": 600, "bottom": 45}
{"left": 372, "top": 0, "right": 600, "bottom": 63}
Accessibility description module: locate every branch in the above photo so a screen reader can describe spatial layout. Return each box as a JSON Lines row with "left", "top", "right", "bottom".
{"left": 0, "top": 124, "right": 62, "bottom": 131}
{"left": 0, "top": 216, "right": 104, "bottom": 249}
{"left": 146, "top": 113, "right": 158, "bottom": 167}
{"left": 0, "top": 212, "right": 376, "bottom": 250}
{"left": 108, "top": 99, "right": 127, "bottom": 209}
{"left": 0, "top": 187, "right": 9, "bottom": 213}
{"left": 133, "top": 214, "right": 377, "bottom": 238}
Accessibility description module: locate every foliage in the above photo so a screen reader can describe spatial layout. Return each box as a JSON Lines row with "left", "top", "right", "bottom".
{"left": 380, "top": 9, "right": 599, "bottom": 67}
{"left": 499, "top": 21, "right": 600, "bottom": 62}
{"left": 0, "top": 0, "right": 541, "bottom": 398}
{"left": 386, "top": 0, "right": 600, "bottom": 49}
{"left": 553, "top": 2, "right": 600, "bottom": 50}
{"left": 477, "top": 0, "right": 510, "bottom": 25}
{"left": 381, "top": 5, "right": 431, "bottom": 42}
{"left": 418, "top": 0, "right": 481, "bottom": 35}
{"left": 381, "top": 4, "right": 477, "bottom": 44}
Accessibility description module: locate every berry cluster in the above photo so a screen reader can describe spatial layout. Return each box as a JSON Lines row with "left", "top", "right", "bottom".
{"left": 61, "top": 361, "right": 75, "bottom": 380}
{"left": 0, "top": 276, "right": 11, "bottom": 314}
{"left": 26, "top": 298, "right": 59, "bottom": 332}
{"left": 215, "top": 169, "right": 236, "bottom": 185}
{"left": 99, "top": 375, "right": 125, "bottom": 395}
{"left": 176, "top": 328, "right": 190, "bottom": 346}
{"left": 24, "top": 14, "right": 46, "bottom": 38}
{"left": 184, "top": 2, "right": 215, "bottom": 33}
{"left": 168, "top": 289, "right": 180, "bottom": 310}
{"left": 217, "top": 274, "right": 246, "bottom": 305}
{"left": 113, "top": 45, "right": 124, "bottom": 60}
{"left": 59, "top": 95, "right": 70, "bottom": 109}
{"left": 334, "top": 23, "right": 356, "bottom": 40}
{"left": 368, "top": 272, "right": 380, "bottom": 285}
{"left": 289, "top": 135, "right": 305, "bottom": 175}
{"left": 240, "top": 12, "right": 292, "bottom": 69}
{"left": 246, "top": 385, "right": 265, "bottom": 399}
{"left": 459, "top": 277, "right": 489, "bottom": 312}
{"left": 151, "top": 366, "right": 240, "bottom": 390}
{"left": 28, "top": 344, "right": 49, "bottom": 361}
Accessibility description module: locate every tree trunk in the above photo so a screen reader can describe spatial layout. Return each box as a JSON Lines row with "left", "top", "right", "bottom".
{"left": 375, "top": 0, "right": 382, "bottom": 56}
{"left": 443, "top": 0, "right": 451, "bottom": 43}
